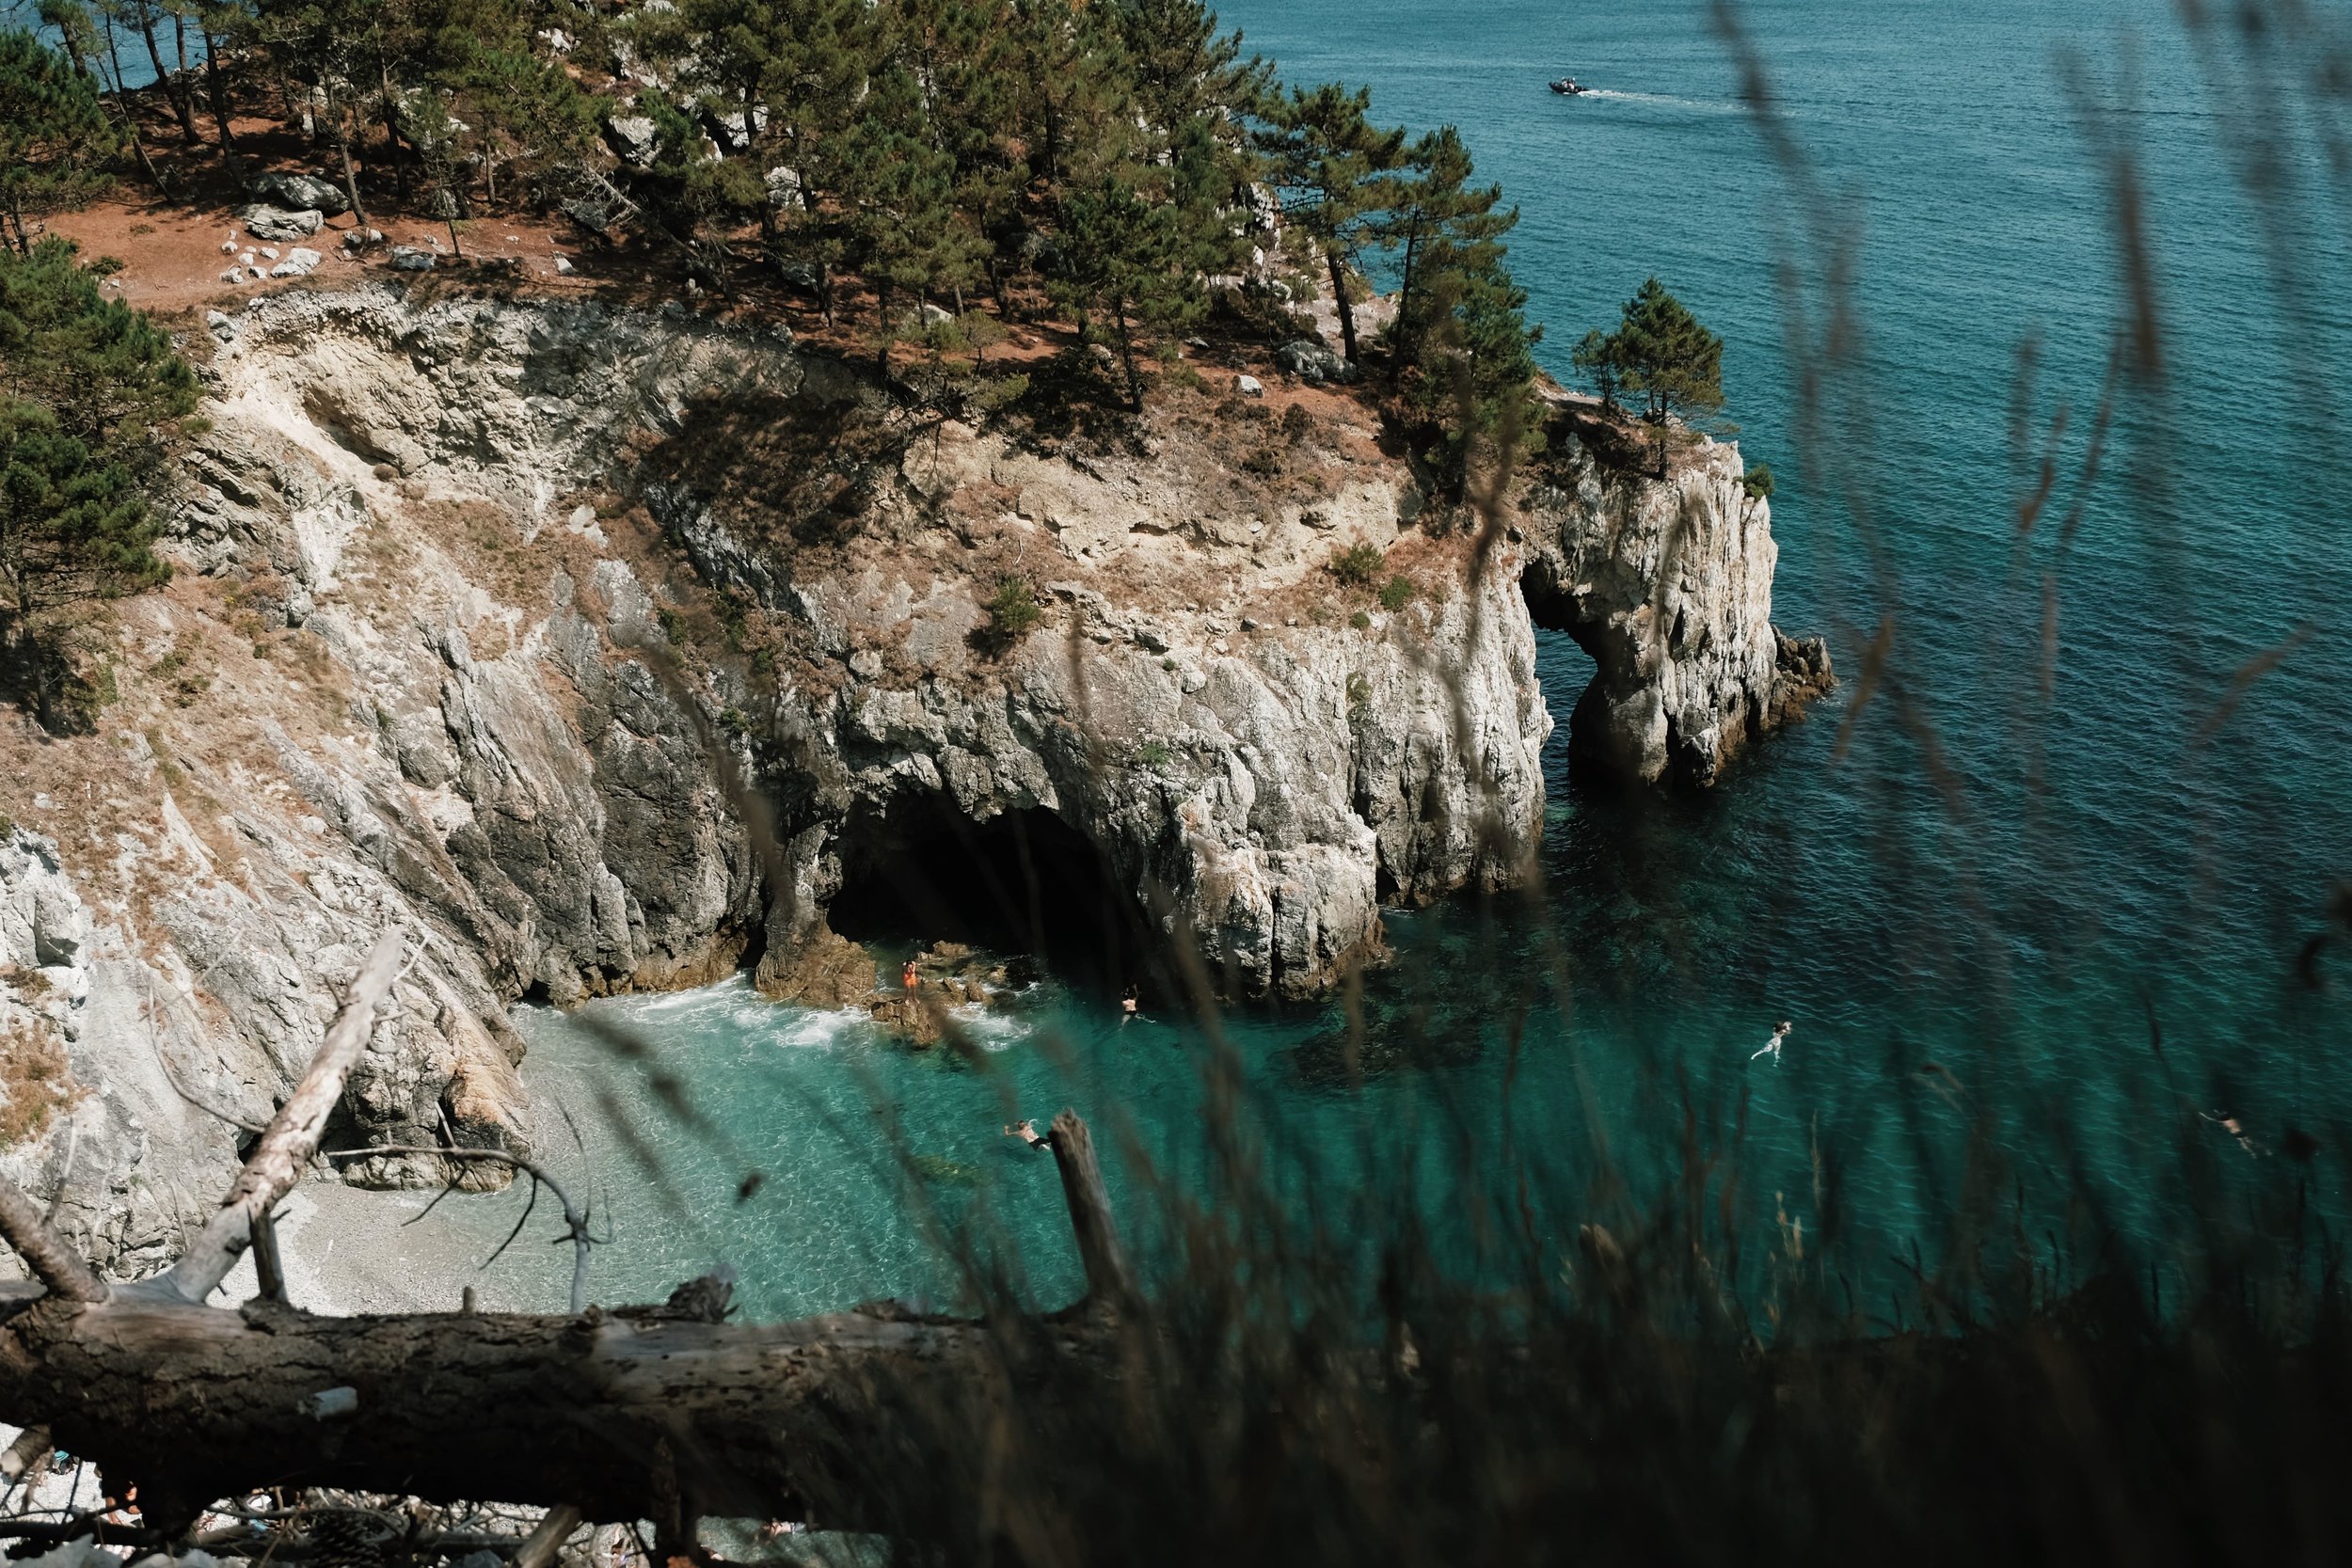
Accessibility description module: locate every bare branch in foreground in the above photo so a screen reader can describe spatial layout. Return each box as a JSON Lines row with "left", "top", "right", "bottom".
{"left": 321, "top": 1146, "right": 596, "bottom": 1314}
{"left": 158, "top": 928, "right": 408, "bottom": 1306}
{"left": 1048, "top": 1110, "right": 1132, "bottom": 1306}
{"left": 513, "top": 1504, "right": 583, "bottom": 1568}
{"left": 0, "top": 1177, "right": 105, "bottom": 1303}
{"left": 0, "top": 1109, "right": 1129, "bottom": 1537}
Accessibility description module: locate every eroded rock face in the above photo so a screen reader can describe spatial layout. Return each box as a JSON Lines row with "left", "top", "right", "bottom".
{"left": 0, "top": 286, "right": 1815, "bottom": 1269}
{"left": 1519, "top": 431, "right": 1829, "bottom": 786}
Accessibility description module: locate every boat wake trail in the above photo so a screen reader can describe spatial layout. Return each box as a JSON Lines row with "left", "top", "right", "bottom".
{"left": 1577, "top": 88, "right": 1740, "bottom": 114}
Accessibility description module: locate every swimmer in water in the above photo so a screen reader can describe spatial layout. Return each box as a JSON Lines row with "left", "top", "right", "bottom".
{"left": 1121, "top": 989, "right": 1140, "bottom": 1022}
{"left": 1002, "top": 1117, "right": 1053, "bottom": 1152}
{"left": 902, "top": 958, "right": 919, "bottom": 991}
{"left": 1751, "top": 1019, "right": 1792, "bottom": 1065}
{"left": 2201, "top": 1108, "right": 2260, "bottom": 1156}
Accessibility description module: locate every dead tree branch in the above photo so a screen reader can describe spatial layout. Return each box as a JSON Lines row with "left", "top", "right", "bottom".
{"left": 0, "top": 999, "right": 1130, "bottom": 1539}
{"left": 1047, "top": 1109, "right": 1132, "bottom": 1306}
{"left": 320, "top": 1146, "right": 596, "bottom": 1314}
{"left": 0, "top": 1179, "right": 104, "bottom": 1303}
{"left": 156, "top": 928, "right": 407, "bottom": 1306}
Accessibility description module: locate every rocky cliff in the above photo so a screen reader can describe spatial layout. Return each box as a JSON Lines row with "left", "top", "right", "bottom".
{"left": 1519, "top": 426, "right": 1833, "bottom": 787}
{"left": 0, "top": 285, "right": 1820, "bottom": 1274}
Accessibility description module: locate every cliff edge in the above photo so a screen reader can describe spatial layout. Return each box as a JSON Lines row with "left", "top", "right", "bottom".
{"left": 0, "top": 286, "right": 1824, "bottom": 1272}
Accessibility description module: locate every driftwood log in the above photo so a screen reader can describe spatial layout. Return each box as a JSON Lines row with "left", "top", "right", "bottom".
{"left": 0, "top": 930, "right": 1128, "bottom": 1544}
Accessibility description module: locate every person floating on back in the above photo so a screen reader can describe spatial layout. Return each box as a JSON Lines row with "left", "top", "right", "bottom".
{"left": 1751, "top": 1019, "right": 1792, "bottom": 1065}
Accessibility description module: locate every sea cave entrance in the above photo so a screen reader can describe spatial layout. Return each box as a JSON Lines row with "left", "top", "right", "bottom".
{"left": 827, "top": 795, "right": 1154, "bottom": 998}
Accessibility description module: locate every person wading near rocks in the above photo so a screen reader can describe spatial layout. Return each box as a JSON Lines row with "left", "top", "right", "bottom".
{"left": 1752, "top": 1020, "right": 1792, "bottom": 1066}
{"left": 902, "top": 958, "right": 920, "bottom": 992}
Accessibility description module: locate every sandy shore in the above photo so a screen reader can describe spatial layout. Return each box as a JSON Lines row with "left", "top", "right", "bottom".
{"left": 211, "top": 1177, "right": 581, "bottom": 1317}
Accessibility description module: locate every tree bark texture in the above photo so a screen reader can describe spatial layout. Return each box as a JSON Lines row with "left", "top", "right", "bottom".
{"left": 0, "top": 1291, "right": 1102, "bottom": 1533}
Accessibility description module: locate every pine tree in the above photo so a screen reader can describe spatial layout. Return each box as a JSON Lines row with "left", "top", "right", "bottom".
{"left": 1050, "top": 173, "right": 1199, "bottom": 409}
{"left": 1385, "top": 125, "right": 1509, "bottom": 364}
{"left": 1009, "top": 0, "right": 1134, "bottom": 198}
{"left": 0, "top": 398, "right": 162, "bottom": 637}
{"left": 1577, "top": 277, "right": 1724, "bottom": 473}
{"left": 0, "top": 237, "right": 192, "bottom": 649}
{"left": 0, "top": 236, "right": 197, "bottom": 453}
{"left": 460, "top": 42, "right": 598, "bottom": 206}
{"left": 0, "top": 30, "right": 118, "bottom": 257}
{"left": 1257, "top": 82, "right": 1405, "bottom": 364}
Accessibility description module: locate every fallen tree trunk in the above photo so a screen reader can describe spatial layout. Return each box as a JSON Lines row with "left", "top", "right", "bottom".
{"left": 0, "top": 1288, "right": 1104, "bottom": 1536}
{"left": 0, "top": 928, "right": 1129, "bottom": 1544}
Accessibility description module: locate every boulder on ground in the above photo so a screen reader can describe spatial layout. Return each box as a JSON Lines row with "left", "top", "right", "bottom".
{"left": 1275, "top": 338, "right": 1357, "bottom": 385}
{"left": 702, "top": 103, "right": 767, "bottom": 153}
{"left": 250, "top": 170, "right": 349, "bottom": 214}
{"left": 389, "top": 246, "right": 436, "bottom": 272}
{"left": 604, "top": 115, "right": 659, "bottom": 168}
{"left": 268, "top": 246, "right": 323, "bottom": 278}
{"left": 765, "top": 166, "right": 803, "bottom": 210}
{"left": 1236, "top": 373, "right": 1264, "bottom": 397}
{"left": 240, "top": 204, "right": 322, "bottom": 241}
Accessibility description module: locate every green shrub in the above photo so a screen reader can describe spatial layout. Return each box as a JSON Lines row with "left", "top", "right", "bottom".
{"left": 1742, "top": 461, "right": 1775, "bottom": 500}
{"left": 717, "top": 592, "right": 751, "bottom": 652}
{"left": 1136, "top": 739, "right": 1171, "bottom": 768}
{"left": 1378, "top": 575, "right": 1414, "bottom": 612}
{"left": 1349, "top": 610, "right": 1372, "bottom": 631}
{"left": 656, "top": 606, "right": 687, "bottom": 644}
{"left": 1329, "top": 543, "right": 1384, "bottom": 588}
{"left": 982, "top": 577, "right": 1041, "bottom": 654}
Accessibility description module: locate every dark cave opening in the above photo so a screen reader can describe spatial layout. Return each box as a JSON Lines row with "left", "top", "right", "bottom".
{"left": 827, "top": 795, "right": 1156, "bottom": 999}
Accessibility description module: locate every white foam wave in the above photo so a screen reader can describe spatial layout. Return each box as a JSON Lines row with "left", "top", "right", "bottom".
{"left": 1574, "top": 88, "right": 1739, "bottom": 114}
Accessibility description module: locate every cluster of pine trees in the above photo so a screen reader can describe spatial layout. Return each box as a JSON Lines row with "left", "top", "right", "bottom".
{"left": 9, "top": 0, "right": 1544, "bottom": 470}
{"left": 0, "top": 232, "right": 195, "bottom": 720}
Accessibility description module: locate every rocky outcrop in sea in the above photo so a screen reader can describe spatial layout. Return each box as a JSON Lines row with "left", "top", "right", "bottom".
{"left": 0, "top": 287, "right": 1824, "bottom": 1273}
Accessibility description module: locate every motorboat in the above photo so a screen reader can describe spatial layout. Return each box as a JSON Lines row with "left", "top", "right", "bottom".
{"left": 1549, "top": 76, "right": 1588, "bottom": 96}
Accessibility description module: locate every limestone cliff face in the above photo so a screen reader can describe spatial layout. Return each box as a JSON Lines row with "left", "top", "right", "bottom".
{"left": 0, "top": 286, "right": 1817, "bottom": 1272}
{"left": 1518, "top": 429, "right": 1831, "bottom": 787}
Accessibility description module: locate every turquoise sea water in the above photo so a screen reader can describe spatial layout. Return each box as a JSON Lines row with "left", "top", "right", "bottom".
{"left": 438, "top": 0, "right": 2352, "bottom": 1322}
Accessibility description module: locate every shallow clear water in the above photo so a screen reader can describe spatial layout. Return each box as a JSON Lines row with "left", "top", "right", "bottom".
{"left": 407, "top": 0, "right": 2352, "bottom": 1322}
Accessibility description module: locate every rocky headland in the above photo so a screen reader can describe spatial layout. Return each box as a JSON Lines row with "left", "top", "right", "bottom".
{"left": 0, "top": 284, "right": 1826, "bottom": 1274}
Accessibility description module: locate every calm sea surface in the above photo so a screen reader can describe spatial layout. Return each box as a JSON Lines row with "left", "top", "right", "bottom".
{"left": 421, "top": 1, "right": 2352, "bottom": 1320}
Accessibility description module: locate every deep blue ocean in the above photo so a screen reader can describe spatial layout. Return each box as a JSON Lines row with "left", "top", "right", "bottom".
{"left": 415, "top": 0, "right": 2352, "bottom": 1322}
